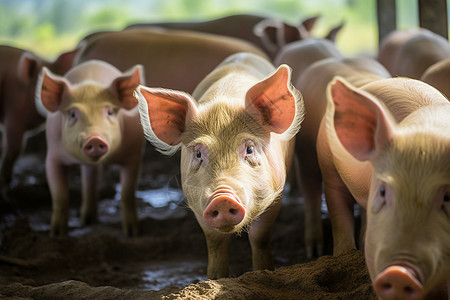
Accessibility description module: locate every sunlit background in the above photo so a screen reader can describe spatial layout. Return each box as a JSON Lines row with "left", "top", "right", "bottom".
{"left": 0, "top": 0, "right": 426, "bottom": 60}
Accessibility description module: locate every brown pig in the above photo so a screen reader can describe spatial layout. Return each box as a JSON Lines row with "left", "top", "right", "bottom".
{"left": 134, "top": 52, "right": 305, "bottom": 278}
{"left": 124, "top": 14, "right": 320, "bottom": 59}
{"left": 319, "top": 76, "right": 450, "bottom": 299}
{"left": 0, "top": 45, "right": 79, "bottom": 189}
{"left": 421, "top": 58, "right": 450, "bottom": 100}
{"left": 273, "top": 38, "right": 343, "bottom": 258}
{"left": 294, "top": 56, "right": 391, "bottom": 258}
{"left": 35, "top": 60, "right": 145, "bottom": 237}
{"left": 377, "top": 28, "right": 450, "bottom": 79}
{"left": 74, "top": 28, "right": 268, "bottom": 94}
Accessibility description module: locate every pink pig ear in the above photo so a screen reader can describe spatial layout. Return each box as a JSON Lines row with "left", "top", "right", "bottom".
{"left": 329, "top": 77, "right": 396, "bottom": 161}
{"left": 134, "top": 85, "right": 198, "bottom": 155}
{"left": 17, "top": 52, "right": 40, "bottom": 85}
{"left": 36, "top": 67, "right": 70, "bottom": 113}
{"left": 111, "top": 65, "right": 145, "bottom": 110}
{"left": 245, "top": 64, "right": 301, "bottom": 136}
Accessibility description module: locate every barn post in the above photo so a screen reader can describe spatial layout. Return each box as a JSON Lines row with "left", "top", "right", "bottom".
{"left": 376, "top": 0, "right": 397, "bottom": 44}
{"left": 418, "top": 0, "right": 448, "bottom": 39}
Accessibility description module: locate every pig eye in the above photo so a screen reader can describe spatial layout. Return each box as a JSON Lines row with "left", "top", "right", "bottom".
{"left": 372, "top": 182, "right": 388, "bottom": 214}
{"left": 105, "top": 106, "right": 116, "bottom": 117}
{"left": 442, "top": 190, "right": 450, "bottom": 217}
{"left": 242, "top": 140, "right": 260, "bottom": 166}
{"left": 246, "top": 145, "right": 254, "bottom": 155}
{"left": 380, "top": 186, "right": 386, "bottom": 197}
{"left": 192, "top": 144, "right": 207, "bottom": 166}
{"left": 67, "top": 107, "right": 80, "bottom": 124}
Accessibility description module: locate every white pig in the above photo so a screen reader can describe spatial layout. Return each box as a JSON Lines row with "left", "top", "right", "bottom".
{"left": 319, "top": 76, "right": 450, "bottom": 299}
{"left": 134, "top": 52, "right": 304, "bottom": 278}
{"left": 36, "top": 60, "right": 145, "bottom": 236}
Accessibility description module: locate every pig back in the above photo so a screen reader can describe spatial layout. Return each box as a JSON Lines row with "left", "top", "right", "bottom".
{"left": 421, "top": 58, "right": 450, "bottom": 100}
{"left": 297, "top": 57, "right": 390, "bottom": 143}
{"left": 361, "top": 77, "right": 448, "bottom": 124}
{"left": 75, "top": 29, "right": 268, "bottom": 94}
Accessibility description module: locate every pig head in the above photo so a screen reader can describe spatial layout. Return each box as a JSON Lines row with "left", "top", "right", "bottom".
{"left": 135, "top": 53, "right": 304, "bottom": 278}
{"left": 326, "top": 77, "right": 450, "bottom": 299}
{"left": 0, "top": 45, "right": 78, "bottom": 189}
{"left": 36, "top": 60, "right": 145, "bottom": 236}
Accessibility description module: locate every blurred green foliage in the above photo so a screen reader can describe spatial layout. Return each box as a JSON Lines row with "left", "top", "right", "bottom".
{"left": 0, "top": 0, "right": 421, "bottom": 59}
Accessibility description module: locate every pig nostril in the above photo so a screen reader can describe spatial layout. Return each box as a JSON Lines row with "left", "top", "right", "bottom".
{"left": 212, "top": 211, "right": 219, "bottom": 217}
{"left": 404, "top": 286, "right": 414, "bottom": 294}
{"left": 229, "top": 208, "right": 236, "bottom": 214}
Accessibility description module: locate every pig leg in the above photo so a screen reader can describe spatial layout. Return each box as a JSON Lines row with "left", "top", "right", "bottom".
{"left": 320, "top": 162, "right": 356, "bottom": 255}
{"left": 80, "top": 164, "right": 100, "bottom": 226}
{"left": 296, "top": 143, "right": 324, "bottom": 259}
{"left": 195, "top": 214, "right": 231, "bottom": 279}
{"left": 119, "top": 161, "right": 140, "bottom": 237}
{"left": 46, "top": 156, "right": 70, "bottom": 236}
{"left": 316, "top": 123, "right": 357, "bottom": 255}
{"left": 0, "top": 121, "right": 26, "bottom": 189}
{"left": 248, "top": 194, "right": 282, "bottom": 271}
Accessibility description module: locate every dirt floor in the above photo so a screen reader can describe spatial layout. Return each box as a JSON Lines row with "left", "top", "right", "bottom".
{"left": 0, "top": 132, "right": 376, "bottom": 299}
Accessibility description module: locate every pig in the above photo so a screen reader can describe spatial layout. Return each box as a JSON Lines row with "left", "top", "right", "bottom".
{"left": 272, "top": 38, "right": 343, "bottom": 258}
{"left": 124, "top": 14, "right": 320, "bottom": 59}
{"left": 35, "top": 60, "right": 145, "bottom": 237}
{"left": 319, "top": 76, "right": 450, "bottom": 299}
{"left": 0, "top": 45, "right": 79, "bottom": 190}
{"left": 134, "top": 52, "right": 305, "bottom": 278}
{"left": 421, "top": 58, "right": 450, "bottom": 100}
{"left": 377, "top": 28, "right": 450, "bottom": 79}
{"left": 74, "top": 28, "right": 268, "bottom": 95}
{"left": 293, "top": 56, "right": 391, "bottom": 258}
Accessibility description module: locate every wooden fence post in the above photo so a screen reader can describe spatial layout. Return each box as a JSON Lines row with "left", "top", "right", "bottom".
{"left": 377, "top": 0, "right": 397, "bottom": 44}
{"left": 418, "top": 0, "right": 448, "bottom": 39}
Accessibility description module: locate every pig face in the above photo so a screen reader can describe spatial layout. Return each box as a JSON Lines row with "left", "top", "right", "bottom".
{"left": 135, "top": 64, "right": 303, "bottom": 234}
{"left": 37, "top": 62, "right": 143, "bottom": 164}
{"left": 179, "top": 101, "right": 289, "bottom": 234}
{"left": 329, "top": 77, "right": 450, "bottom": 299}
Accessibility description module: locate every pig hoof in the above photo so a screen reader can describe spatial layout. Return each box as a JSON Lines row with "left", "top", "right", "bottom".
{"left": 122, "top": 223, "right": 140, "bottom": 237}
{"left": 80, "top": 214, "right": 98, "bottom": 226}
{"left": 50, "top": 226, "right": 68, "bottom": 237}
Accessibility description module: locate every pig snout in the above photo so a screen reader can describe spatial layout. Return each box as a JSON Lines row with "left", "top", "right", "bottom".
{"left": 203, "top": 186, "right": 245, "bottom": 231}
{"left": 82, "top": 136, "right": 109, "bottom": 159}
{"left": 374, "top": 265, "right": 424, "bottom": 300}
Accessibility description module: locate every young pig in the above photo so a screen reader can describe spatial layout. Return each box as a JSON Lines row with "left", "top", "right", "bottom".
{"left": 0, "top": 45, "right": 79, "bottom": 190}
{"left": 134, "top": 52, "right": 304, "bottom": 278}
{"left": 295, "top": 56, "right": 391, "bottom": 258}
{"left": 320, "top": 77, "right": 450, "bottom": 299}
{"left": 377, "top": 28, "right": 450, "bottom": 79}
{"left": 36, "top": 60, "right": 145, "bottom": 237}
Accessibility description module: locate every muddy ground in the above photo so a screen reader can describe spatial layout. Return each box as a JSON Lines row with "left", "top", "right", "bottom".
{"left": 0, "top": 132, "right": 376, "bottom": 299}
